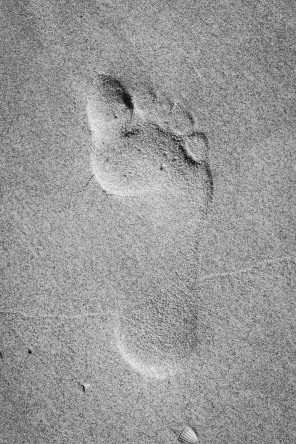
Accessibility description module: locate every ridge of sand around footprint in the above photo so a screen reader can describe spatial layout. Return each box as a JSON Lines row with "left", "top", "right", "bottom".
{"left": 113, "top": 311, "right": 184, "bottom": 380}
{"left": 82, "top": 73, "right": 214, "bottom": 378}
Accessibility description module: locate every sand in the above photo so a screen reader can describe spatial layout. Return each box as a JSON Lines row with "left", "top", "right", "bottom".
{"left": 1, "top": 1, "right": 296, "bottom": 443}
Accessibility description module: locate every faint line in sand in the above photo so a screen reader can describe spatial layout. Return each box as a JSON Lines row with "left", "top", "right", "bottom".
{"left": 1, "top": 256, "right": 293, "bottom": 320}
{"left": 194, "top": 255, "right": 295, "bottom": 285}
{"left": 0, "top": 310, "right": 106, "bottom": 321}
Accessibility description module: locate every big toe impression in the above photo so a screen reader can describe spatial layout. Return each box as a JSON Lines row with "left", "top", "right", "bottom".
{"left": 86, "top": 74, "right": 134, "bottom": 139}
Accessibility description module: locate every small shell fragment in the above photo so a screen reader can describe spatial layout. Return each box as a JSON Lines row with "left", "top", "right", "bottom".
{"left": 178, "top": 426, "right": 198, "bottom": 444}
{"left": 81, "top": 383, "right": 91, "bottom": 392}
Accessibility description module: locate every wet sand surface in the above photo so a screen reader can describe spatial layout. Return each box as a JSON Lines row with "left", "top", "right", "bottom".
{"left": 1, "top": 1, "right": 296, "bottom": 443}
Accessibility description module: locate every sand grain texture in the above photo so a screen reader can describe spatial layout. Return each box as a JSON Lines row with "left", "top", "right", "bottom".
{"left": 1, "top": 0, "right": 296, "bottom": 443}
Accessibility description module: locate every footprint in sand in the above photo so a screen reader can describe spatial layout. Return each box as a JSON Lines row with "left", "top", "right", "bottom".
{"left": 84, "top": 74, "right": 214, "bottom": 379}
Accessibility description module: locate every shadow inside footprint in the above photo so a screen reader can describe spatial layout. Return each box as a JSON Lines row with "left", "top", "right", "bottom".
{"left": 96, "top": 74, "right": 134, "bottom": 112}
{"left": 85, "top": 74, "right": 214, "bottom": 378}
